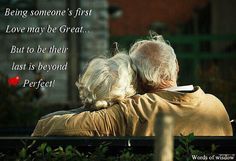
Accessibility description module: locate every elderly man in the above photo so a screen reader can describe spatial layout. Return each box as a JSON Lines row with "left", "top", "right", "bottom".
{"left": 32, "top": 35, "right": 233, "bottom": 136}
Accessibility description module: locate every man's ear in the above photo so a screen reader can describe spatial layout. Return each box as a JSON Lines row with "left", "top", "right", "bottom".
{"left": 175, "top": 59, "right": 179, "bottom": 74}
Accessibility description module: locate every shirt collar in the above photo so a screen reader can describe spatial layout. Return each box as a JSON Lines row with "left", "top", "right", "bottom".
{"left": 155, "top": 86, "right": 205, "bottom": 106}
{"left": 163, "top": 85, "right": 194, "bottom": 92}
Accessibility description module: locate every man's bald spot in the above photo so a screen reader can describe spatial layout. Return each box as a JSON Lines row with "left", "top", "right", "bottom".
{"left": 132, "top": 41, "right": 166, "bottom": 65}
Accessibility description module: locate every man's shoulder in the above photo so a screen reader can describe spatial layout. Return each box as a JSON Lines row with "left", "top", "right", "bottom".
{"left": 204, "top": 92, "right": 224, "bottom": 106}
{"left": 124, "top": 86, "right": 210, "bottom": 106}
{"left": 195, "top": 86, "right": 223, "bottom": 103}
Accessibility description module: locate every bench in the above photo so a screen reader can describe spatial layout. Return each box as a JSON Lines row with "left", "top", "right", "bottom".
{"left": 0, "top": 136, "right": 235, "bottom": 154}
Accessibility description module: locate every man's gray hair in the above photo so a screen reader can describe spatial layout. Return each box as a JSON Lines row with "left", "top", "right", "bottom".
{"left": 129, "top": 34, "right": 178, "bottom": 89}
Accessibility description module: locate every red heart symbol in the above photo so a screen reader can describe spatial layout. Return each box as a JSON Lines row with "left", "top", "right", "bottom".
{"left": 8, "top": 76, "right": 20, "bottom": 86}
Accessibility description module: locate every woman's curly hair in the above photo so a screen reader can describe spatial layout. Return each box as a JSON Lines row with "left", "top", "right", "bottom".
{"left": 76, "top": 52, "right": 137, "bottom": 109}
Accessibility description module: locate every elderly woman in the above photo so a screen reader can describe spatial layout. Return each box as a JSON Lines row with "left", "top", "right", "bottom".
{"left": 38, "top": 52, "right": 137, "bottom": 119}
{"left": 76, "top": 53, "right": 136, "bottom": 109}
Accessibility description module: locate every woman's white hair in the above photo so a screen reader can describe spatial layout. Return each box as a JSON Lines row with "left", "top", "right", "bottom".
{"left": 76, "top": 53, "right": 137, "bottom": 109}
{"left": 129, "top": 34, "right": 178, "bottom": 89}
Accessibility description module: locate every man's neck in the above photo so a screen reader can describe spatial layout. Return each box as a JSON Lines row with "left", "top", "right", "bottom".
{"left": 143, "top": 81, "right": 177, "bottom": 93}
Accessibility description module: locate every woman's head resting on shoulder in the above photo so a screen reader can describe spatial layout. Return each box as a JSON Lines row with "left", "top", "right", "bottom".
{"left": 76, "top": 52, "right": 137, "bottom": 109}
